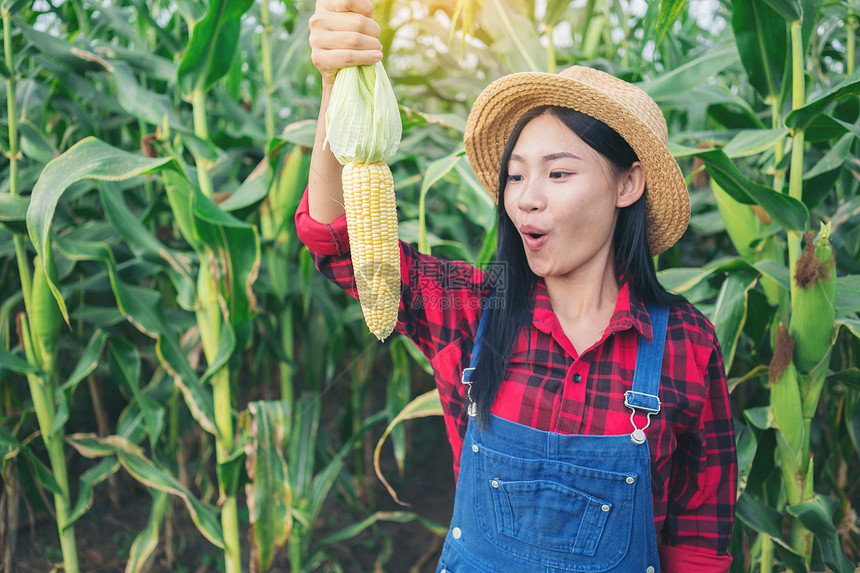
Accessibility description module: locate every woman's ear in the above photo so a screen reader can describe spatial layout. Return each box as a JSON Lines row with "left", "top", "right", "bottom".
{"left": 616, "top": 162, "right": 646, "bottom": 208}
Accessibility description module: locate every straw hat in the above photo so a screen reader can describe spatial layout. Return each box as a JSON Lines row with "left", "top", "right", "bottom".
{"left": 464, "top": 65, "right": 689, "bottom": 256}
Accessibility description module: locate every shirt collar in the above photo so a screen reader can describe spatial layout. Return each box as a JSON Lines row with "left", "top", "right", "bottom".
{"left": 530, "top": 276, "right": 654, "bottom": 342}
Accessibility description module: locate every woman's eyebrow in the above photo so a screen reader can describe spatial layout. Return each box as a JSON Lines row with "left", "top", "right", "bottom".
{"left": 509, "top": 151, "right": 582, "bottom": 163}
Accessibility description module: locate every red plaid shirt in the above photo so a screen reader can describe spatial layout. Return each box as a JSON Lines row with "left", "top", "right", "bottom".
{"left": 296, "top": 189, "right": 736, "bottom": 571}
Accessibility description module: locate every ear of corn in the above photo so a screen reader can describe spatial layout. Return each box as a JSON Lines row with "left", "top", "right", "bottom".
{"left": 32, "top": 251, "right": 62, "bottom": 374}
{"left": 789, "top": 222, "right": 837, "bottom": 373}
{"left": 325, "top": 62, "right": 402, "bottom": 341}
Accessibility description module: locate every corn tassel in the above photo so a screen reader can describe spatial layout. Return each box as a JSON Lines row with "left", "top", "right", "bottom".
{"left": 325, "top": 62, "right": 402, "bottom": 341}
{"left": 789, "top": 222, "right": 837, "bottom": 373}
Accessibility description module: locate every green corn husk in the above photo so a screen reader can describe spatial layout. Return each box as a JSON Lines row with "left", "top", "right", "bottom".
{"left": 324, "top": 62, "right": 401, "bottom": 165}
{"left": 789, "top": 222, "right": 837, "bottom": 374}
{"left": 711, "top": 179, "right": 761, "bottom": 260}
{"left": 31, "top": 252, "right": 62, "bottom": 373}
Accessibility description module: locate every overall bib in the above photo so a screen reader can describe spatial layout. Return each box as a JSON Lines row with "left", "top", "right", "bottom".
{"left": 436, "top": 301, "right": 669, "bottom": 573}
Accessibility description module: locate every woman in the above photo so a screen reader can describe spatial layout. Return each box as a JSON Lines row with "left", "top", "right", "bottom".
{"left": 299, "top": 1, "right": 737, "bottom": 571}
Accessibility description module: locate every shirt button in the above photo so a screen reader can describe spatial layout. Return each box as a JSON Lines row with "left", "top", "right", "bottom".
{"left": 572, "top": 373, "right": 582, "bottom": 383}
{"left": 472, "top": 444, "right": 479, "bottom": 453}
{"left": 601, "top": 504, "right": 610, "bottom": 512}
{"left": 491, "top": 480, "right": 499, "bottom": 488}
{"left": 646, "top": 567, "right": 655, "bottom": 573}
{"left": 626, "top": 476, "right": 635, "bottom": 484}
{"left": 452, "top": 527, "right": 462, "bottom": 539}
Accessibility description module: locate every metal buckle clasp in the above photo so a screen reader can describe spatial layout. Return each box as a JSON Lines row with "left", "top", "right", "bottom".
{"left": 624, "top": 391, "right": 660, "bottom": 445}
{"left": 461, "top": 367, "right": 477, "bottom": 417}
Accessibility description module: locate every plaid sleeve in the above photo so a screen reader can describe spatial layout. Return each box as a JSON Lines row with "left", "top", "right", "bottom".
{"left": 662, "top": 328, "right": 737, "bottom": 561}
{"left": 294, "top": 187, "right": 488, "bottom": 359}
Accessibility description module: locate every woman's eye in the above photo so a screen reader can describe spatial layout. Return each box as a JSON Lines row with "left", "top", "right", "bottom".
{"left": 507, "top": 174, "right": 523, "bottom": 182}
{"left": 549, "top": 171, "right": 570, "bottom": 179}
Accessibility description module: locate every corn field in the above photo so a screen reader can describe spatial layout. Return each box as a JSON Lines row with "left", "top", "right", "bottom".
{"left": 1, "top": 0, "right": 859, "bottom": 571}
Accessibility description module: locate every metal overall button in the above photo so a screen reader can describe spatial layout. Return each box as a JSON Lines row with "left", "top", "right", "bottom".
{"left": 452, "top": 527, "right": 462, "bottom": 539}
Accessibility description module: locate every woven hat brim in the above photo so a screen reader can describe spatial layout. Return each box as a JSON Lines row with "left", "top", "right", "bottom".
{"left": 464, "top": 72, "right": 690, "bottom": 256}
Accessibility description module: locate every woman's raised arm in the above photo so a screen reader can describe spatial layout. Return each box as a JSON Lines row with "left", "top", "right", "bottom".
{"left": 307, "top": 0, "right": 383, "bottom": 224}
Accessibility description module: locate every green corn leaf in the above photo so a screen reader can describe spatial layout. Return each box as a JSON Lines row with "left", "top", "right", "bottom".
{"left": 59, "top": 329, "right": 107, "bottom": 392}
{"left": 753, "top": 260, "right": 791, "bottom": 292}
{"left": 374, "top": 389, "right": 444, "bottom": 506}
{"left": 543, "top": 0, "right": 569, "bottom": 27}
{"left": 0, "top": 194, "right": 29, "bottom": 223}
{"left": 108, "top": 338, "right": 164, "bottom": 451}
{"left": 108, "top": 64, "right": 218, "bottom": 162}
{"left": 761, "top": 0, "right": 803, "bottom": 21}
{"left": 173, "top": 0, "right": 207, "bottom": 21}
{"left": 734, "top": 420, "right": 757, "bottom": 495}
{"left": 836, "top": 276, "right": 860, "bottom": 311}
{"left": 317, "top": 510, "right": 447, "bottom": 546}
{"left": 53, "top": 235, "right": 216, "bottom": 436}
{"left": 802, "top": 132, "right": 854, "bottom": 209}
{"left": 419, "top": 148, "right": 465, "bottom": 254}
{"left": 26, "top": 137, "right": 176, "bottom": 323}
{"left": 655, "top": 0, "right": 688, "bottom": 44}
{"left": 177, "top": 0, "right": 255, "bottom": 95}
{"left": 732, "top": 0, "right": 789, "bottom": 103}
{"left": 387, "top": 338, "right": 412, "bottom": 476}
{"left": 785, "top": 69, "right": 860, "bottom": 131}
{"left": 163, "top": 170, "right": 261, "bottom": 349}
{"left": 735, "top": 492, "right": 785, "bottom": 543}
{"left": 67, "top": 434, "right": 224, "bottom": 548}
{"left": 125, "top": 491, "right": 169, "bottom": 573}
{"left": 244, "top": 401, "right": 292, "bottom": 571}
{"left": 722, "top": 128, "right": 789, "bottom": 158}
{"left": 482, "top": 0, "right": 545, "bottom": 72}
{"left": 711, "top": 273, "right": 758, "bottom": 373}
{"left": 786, "top": 497, "right": 856, "bottom": 573}
{"left": 17, "top": 23, "right": 104, "bottom": 72}
{"left": 0, "top": 346, "right": 40, "bottom": 374}
{"left": 640, "top": 46, "right": 739, "bottom": 102}
{"left": 98, "top": 44, "right": 177, "bottom": 81}
{"left": 64, "top": 457, "right": 120, "bottom": 531}
{"left": 736, "top": 493, "right": 806, "bottom": 569}
{"left": 695, "top": 148, "right": 809, "bottom": 231}
{"left": 289, "top": 393, "right": 320, "bottom": 502}
{"left": 99, "top": 182, "right": 195, "bottom": 299}
{"left": 308, "top": 410, "right": 386, "bottom": 521}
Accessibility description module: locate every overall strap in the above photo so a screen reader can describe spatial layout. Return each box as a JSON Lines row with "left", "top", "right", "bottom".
{"left": 461, "top": 292, "right": 494, "bottom": 415}
{"left": 624, "top": 302, "right": 669, "bottom": 444}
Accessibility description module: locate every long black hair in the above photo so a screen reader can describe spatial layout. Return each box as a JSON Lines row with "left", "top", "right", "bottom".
{"left": 470, "top": 105, "right": 684, "bottom": 428}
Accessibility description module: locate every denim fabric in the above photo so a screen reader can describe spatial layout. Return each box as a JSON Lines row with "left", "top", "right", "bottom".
{"left": 435, "top": 303, "right": 667, "bottom": 572}
{"left": 435, "top": 415, "right": 660, "bottom": 572}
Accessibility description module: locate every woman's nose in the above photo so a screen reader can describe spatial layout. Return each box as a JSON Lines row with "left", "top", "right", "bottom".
{"left": 515, "top": 179, "right": 546, "bottom": 212}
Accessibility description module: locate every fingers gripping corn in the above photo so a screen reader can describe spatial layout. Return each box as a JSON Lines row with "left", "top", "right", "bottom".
{"left": 325, "top": 63, "right": 402, "bottom": 341}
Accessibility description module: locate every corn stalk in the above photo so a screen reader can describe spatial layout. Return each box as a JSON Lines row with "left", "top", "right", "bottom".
{"left": 2, "top": 8, "right": 80, "bottom": 572}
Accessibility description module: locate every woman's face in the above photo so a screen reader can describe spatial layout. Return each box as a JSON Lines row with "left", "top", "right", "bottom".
{"left": 503, "top": 113, "right": 643, "bottom": 281}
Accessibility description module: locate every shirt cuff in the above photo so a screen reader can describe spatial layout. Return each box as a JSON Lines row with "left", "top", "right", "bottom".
{"left": 659, "top": 544, "right": 732, "bottom": 573}
{"left": 294, "top": 186, "right": 350, "bottom": 256}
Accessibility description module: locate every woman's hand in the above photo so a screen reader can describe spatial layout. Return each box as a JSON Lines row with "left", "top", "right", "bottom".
{"left": 309, "top": 0, "right": 384, "bottom": 88}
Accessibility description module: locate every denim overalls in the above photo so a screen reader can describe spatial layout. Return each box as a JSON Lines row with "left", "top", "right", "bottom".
{"left": 436, "top": 299, "right": 669, "bottom": 573}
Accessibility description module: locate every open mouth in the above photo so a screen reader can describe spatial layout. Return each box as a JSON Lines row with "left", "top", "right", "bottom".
{"left": 527, "top": 233, "right": 544, "bottom": 239}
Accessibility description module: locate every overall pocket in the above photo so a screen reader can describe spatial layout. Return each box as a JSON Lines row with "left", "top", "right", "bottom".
{"left": 472, "top": 438, "right": 637, "bottom": 571}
